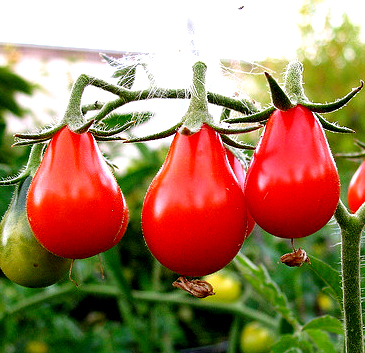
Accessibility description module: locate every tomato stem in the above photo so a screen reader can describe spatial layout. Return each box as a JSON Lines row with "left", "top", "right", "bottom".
{"left": 179, "top": 61, "right": 213, "bottom": 135}
{"left": 284, "top": 60, "right": 308, "bottom": 103}
{"left": 334, "top": 200, "right": 365, "bottom": 353}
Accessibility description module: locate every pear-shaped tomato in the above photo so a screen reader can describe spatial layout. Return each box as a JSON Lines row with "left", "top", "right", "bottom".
{"left": 26, "top": 126, "right": 128, "bottom": 259}
{"left": 245, "top": 105, "right": 340, "bottom": 238}
{"left": 0, "top": 176, "right": 71, "bottom": 287}
{"left": 225, "top": 148, "right": 255, "bottom": 238}
{"left": 348, "top": 160, "right": 365, "bottom": 213}
{"left": 142, "top": 123, "right": 248, "bottom": 277}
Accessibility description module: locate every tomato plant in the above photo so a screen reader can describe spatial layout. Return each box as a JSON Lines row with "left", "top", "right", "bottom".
{"left": 0, "top": 176, "right": 71, "bottom": 287}
{"left": 245, "top": 105, "right": 340, "bottom": 238}
{"left": 142, "top": 123, "right": 249, "bottom": 277}
{"left": 26, "top": 126, "right": 128, "bottom": 259}
{"left": 347, "top": 160, "right": 365, "bottom": 213}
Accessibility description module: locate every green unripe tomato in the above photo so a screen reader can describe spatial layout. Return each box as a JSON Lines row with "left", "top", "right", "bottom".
{"left": 203, "top": 270, "right": 242, "bottom": 302}
{"left": 240, "top": 322, "right": 275, "bottom": 353}
{"left": 0, "top": 176, "right": 71, "bottom": 288}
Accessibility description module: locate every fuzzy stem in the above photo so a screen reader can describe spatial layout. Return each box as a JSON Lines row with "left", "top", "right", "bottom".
{"left": 62, "top": 74, "right": 90, "bottom": 130}
{"left": 179, "top": 61, "right": 213, "bottom": 135}
{"left": 284, "top": 60, "right": 308, "bottom": 103}
{"left": 334, "top": 200, "right": 364, "bottom": 353}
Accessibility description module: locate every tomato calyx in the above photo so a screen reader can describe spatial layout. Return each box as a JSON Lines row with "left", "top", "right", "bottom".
{"left": 280, "top": 239, "right": 311, "bottom": 267}
{"left": 122, "top": 61, "right": 260, "bottom": 150}
{"left": 172, "top": 276, "right": 215, "bottom": 298}
{"left": 224, "top": 60, "right": 363, "bottom": 134}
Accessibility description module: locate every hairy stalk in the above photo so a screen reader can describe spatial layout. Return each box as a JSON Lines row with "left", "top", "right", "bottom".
{"left": 334, "top": 200, "right": 365, "bottom": 353}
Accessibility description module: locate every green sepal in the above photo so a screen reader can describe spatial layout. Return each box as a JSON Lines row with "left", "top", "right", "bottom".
{"left": 13, "top": 123, "right": 66, "bottom": 143}
{"left": 220, "top": 134, "right": 256, "bottom": 150}
{"left": 265, "top": 72, "right": 295, "bottom": 111}
{"left": 300, "top": 80, "right": 364, "bottom": 113}
{"left": 315, "top": 113, "right": 354, "bottom": 134}
{"left": 206, "top": 121, "right": 263, "bottom": 135}
{"left": 90, "top": 119, "right": 136, "bottom": 137}
{"left": 224, "top": 106, "right": 275, "bottom": 124}
{"left": 123, "top": 121, "right": 183, "bottom": 143}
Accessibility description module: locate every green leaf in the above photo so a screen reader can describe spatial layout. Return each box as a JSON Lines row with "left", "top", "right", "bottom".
{"left": 270, "top": 334, "right": 313, "bottom": 353}
{"left": 305, "top": 329, "right": 338, "bottom": 353}
{"left": 308, "top": 255, "right": 342, "bottom": 307}
{"left": 302, "top": 315, "right": 343, "bottom": 335}
{"left": 234, "top": 254, "right": 300, "bottom": 329}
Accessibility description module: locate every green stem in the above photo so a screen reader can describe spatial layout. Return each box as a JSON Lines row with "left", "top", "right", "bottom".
{"left": 334, "top": 200, "right": 364, "bottom": 353}
{"left": 1, "top": 282, "right": 277, "bottom": 330}
{"left": 227, "top": 316, "right": 242, "bottom": 353}
{"left": 284, "top": 60, "right": 308, "bottom": 103}
{"left": 180, "top": 61, "right": 213, "bottom": 134}
{"left": 62, "top": 74, "right": 91, "bottom": 130}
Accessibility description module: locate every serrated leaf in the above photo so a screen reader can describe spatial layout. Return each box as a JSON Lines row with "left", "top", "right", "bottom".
{"left": 234, "top": 254, "right": 299, "bottom": 329}
{"left": 308, "top": 255, "right": 342, "bottom": 307}
{"left": 302, "top": 315, "right": 343, "bottom": 335}
{"left": 305, "top": 329, "right": 338, "bottom": 353}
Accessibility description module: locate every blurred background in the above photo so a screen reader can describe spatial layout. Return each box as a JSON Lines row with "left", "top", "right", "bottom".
{"left": 0, "top": 0, "right": 364, "bottom": 352}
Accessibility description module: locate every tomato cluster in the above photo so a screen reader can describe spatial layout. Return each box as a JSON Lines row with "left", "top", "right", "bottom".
{"left": 0, "top": 60, "right": 361, "bottom": 289}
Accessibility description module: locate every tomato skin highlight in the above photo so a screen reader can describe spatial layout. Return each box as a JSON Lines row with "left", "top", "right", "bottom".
{"left": 26, "top": 126, "right": 128, "bottom": 259}
{"left": 142, "top": 124, "right": 248, "bottom": 277}
{"left": 245, "top": 105, "right": 340, "bottom": 238}
{"left": 348, "top": 160, "right": 365, "bottom": 213}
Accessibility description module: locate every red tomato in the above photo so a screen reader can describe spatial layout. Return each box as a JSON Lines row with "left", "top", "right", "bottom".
{"left": 245, "top": 105, "right": 340, "bottom": 238}
{"left": 26, "top": 126, "right": 128, "bottom": 259}
{"left": 225, "top": 148, "right": 255, "bottom": 238}
{"left": 348, "top": 160, "right": 365, "bottom": 213}
{"left": 142, "top": 124, "right": 248, "bottom": 277}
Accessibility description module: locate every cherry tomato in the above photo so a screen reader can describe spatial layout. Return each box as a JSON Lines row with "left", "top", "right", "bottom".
{"left": 347, "top": 160, "right": 365, "bottom": 213}
{"left": 245, "top": 105, "right": 340, "bottom": 238}
{"left": 203, "top": 270, "right": 242, "bottom": 302}
{"left": 0, "top": 176, "right": 71, "bottom": 287}
{"left": 142, "top": 124, "right": 248, "bottom": 277}
{"left": 225, "top": 148, "right": 255, "bottom": 238}
{"left": 240, "top": 322, "right": 275, "bottom": 353}
{"left": 26, "top": 126, "right": 128, "bottom": 259}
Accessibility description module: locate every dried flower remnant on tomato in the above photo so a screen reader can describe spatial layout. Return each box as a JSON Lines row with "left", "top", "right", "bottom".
{"left": 172, "top": 276, "right": 215, "bottom": 298}
{"left": 280, "top": 247, "right": 311, "bottom": 267}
